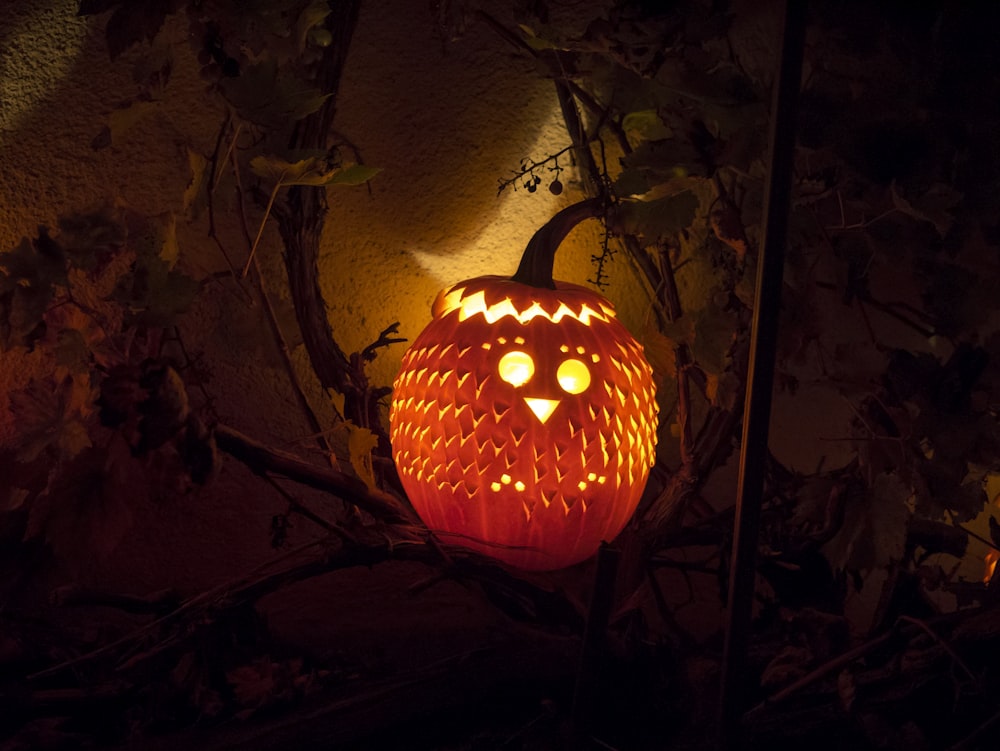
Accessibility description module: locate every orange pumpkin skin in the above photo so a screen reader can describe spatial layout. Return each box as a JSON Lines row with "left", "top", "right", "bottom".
{"left": 390, "top": 275, "right": 658, "bottom": 570}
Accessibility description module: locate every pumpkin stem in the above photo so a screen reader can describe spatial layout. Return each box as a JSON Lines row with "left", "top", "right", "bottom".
{"left": 510, "top": 197, "right": 606, "bottom": 288}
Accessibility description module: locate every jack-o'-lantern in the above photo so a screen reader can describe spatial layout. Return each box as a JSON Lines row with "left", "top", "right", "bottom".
{"left": 389, "top": 200, "right": 658, "bottom": 570}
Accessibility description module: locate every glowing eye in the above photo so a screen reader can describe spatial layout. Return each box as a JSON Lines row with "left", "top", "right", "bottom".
{"left": 498, "top": 351, "right": 534, "bottom": 387}
{"left": 557, "top": 358, "right": 591, "bottom": 394}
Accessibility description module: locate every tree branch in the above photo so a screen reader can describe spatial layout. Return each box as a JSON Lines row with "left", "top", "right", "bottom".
{"left": 214, "top": 423, "right": 417, "bottom": 527}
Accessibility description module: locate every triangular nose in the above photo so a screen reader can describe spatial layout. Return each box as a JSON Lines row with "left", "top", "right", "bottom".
{"left": 524, "top": 397, "right": 558, "bottom": 424}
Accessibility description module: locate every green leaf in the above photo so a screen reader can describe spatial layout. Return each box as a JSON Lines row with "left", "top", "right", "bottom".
{"left": 691, "top": 302, "right": 738, "bottom": 374}
{"left": 824, "top": 472, "right": 911, "bottom": 573}
{"left": 620, "top": 137, "right": 705, "bottom": 182}
{"left": 518, "top": 23, "right": 560, "bottom": 51}
{"left": 78, "top": 0, "right": 123, "bottom": 14}
{"left": 103, "top": 0, "right": 175, "bottom": 61}
{"left": 250, "top": 155, "right": 380, "bottom": 188}
{"left": 114, "top": 265, "right": 199, "bottom": 328}
{"left": 110, "top": 214, "right": 198, "bottom": 328}
{"left": 296, "top": 0, "right": 331, "bottom": 52}
{"left": 249, "top": 155, "right": 321, "bottom": 184}
{"left": 622, "top": 110, "right": 672, "bottom": 141}
{"left": 613, "top": 167, "right": 652, "bottom": 198}
{"left": 57, "top": 207, "right": 127, "bottom": 272}
{"left": 131, "top": 36, "right": 173, "bottom": 92}
{"left": 639, "top": 322, "right": 679, "bottom": 381}
{"left": 617, "top": 190, "right": 700, "bottom": 241}
{"left": 322, "top": 164, "right": 381, "bottom": 186}
{"left": 221, "top": 59, "right": 331, "bottom": 130}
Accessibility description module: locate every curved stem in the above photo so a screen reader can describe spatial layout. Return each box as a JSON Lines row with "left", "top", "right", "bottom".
{"left": 510, "top": 198, "right": 605, "bottom": 288}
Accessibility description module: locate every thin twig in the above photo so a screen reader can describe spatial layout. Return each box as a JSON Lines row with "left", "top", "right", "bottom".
{"left": 214, "top": 423, "right": 417, "bottom": 526}
{"left": 946, "top": 706, "right": 1000, "bottom": 751}
{"left": 28, "top": 538, "right": 329, "bottom": 683}
{"left": 205, "top": 114, "right": 253, "bottom": 302}
{"left": 262, "top": 474, "right": 353, "bottom": 541}
{"left": 229, "top": 145, "right": 337, "bottom": 461}
{"left": 896, "top": 615, "right": 977, "bottom": 683}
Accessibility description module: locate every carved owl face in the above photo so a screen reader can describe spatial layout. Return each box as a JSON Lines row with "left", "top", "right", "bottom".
{"left": 390, "top": 275, "right": 658, "bottom": 570}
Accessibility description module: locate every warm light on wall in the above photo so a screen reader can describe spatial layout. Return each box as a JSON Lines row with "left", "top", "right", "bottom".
{"left": 389, "top": 202, "right": 658, "bottom": 570}
{"left": 404, "top": 103, "right": 569, "bottom": 288}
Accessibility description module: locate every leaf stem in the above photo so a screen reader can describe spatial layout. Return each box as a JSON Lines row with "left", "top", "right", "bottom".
{"left": 243, "top": 172, "right": 285, "bottom": 278}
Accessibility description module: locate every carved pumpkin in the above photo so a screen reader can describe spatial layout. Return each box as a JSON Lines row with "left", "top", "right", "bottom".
{"left": 389, "top": 200, "right": 658, "bottom": 569}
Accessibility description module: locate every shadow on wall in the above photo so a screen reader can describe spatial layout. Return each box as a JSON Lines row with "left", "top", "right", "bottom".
{"left": 0, "top": 0, "right": 584, "bottom": 407}
{"left": 0, "top": 0, "right": 600, "bottom": 591}
{"left": 320, "top": 0, "right": 596, "bottom": 387}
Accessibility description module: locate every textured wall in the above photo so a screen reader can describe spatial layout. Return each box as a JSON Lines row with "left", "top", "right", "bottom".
{"left": 0, "top": 0, "right": 652, "bottom": 591}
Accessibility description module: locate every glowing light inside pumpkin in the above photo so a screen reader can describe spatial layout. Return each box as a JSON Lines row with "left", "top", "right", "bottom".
{"left": 498, "top": 351, "right": 534, "bottom": 386}
{"left": 557, "top": 359, "right": 590, "bottom": 394}
{"left": 438, "top": 286, "right": 616, "bottom": 326}
{"left": 524, "top": 397, "right": 559, "bottom": 424}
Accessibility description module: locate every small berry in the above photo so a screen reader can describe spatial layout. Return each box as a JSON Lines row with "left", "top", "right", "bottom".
{"left": 549, "top": 180, "right": 563, "bottom": 195}
{"left": 527, "top": 182, "right": 537, "bottom": 193}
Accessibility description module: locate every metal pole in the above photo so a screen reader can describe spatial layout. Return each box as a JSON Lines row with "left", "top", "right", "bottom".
{"left": 718, "top": 1, "right": 807, "bottom": 747}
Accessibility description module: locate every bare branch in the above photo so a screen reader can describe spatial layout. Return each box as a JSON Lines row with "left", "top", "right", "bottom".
{"left": 214, "top": 423, "right": 417, "bottom": 526}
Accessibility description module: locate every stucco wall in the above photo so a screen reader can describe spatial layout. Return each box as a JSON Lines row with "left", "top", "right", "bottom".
{"left": 0, "top": 0, "right": 653, "bottom": 592}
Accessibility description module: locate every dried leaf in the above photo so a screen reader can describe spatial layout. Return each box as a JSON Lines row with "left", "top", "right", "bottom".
{"left": 0, "top": 232, "right": 67, "bottom": 351}
{"left": 8, "top": 376, "right": 94, "bottom": 462}
{"left": 26, "top": 442, "right": 139, "bottom": 564}
{"left": 183, "top": 149, "right": 209, "bottom": 219}
{"left": 158, "top": 212, "right": 179, "bottom": 269}
{"left": 137, "top": 363, "right": 190, "bottom": 454}
{"left": 891, "top": 181, "right": 962, "bottom": 238}
{"left": 710, "top": 204, "right": 748, "bottom": 259}
{"left": 760, "top": 645, "right": 812, "bottom": 690}
{"left": 705, "top": 371, "right": 741, "bottom": 411}
{"left": 347, "top": 423, "right": 379, "bottom": 490}
{"left": 836, "top": 668, "right": 856, "bottom": 712}
{"left": 57, "top": 207, "right": 127, "bottom": 273}
{"left": 2, "top": 487, "right": 30, "bottom": 513}
{"left": 227, "top": 662, "right": 275, "bottom": 709}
